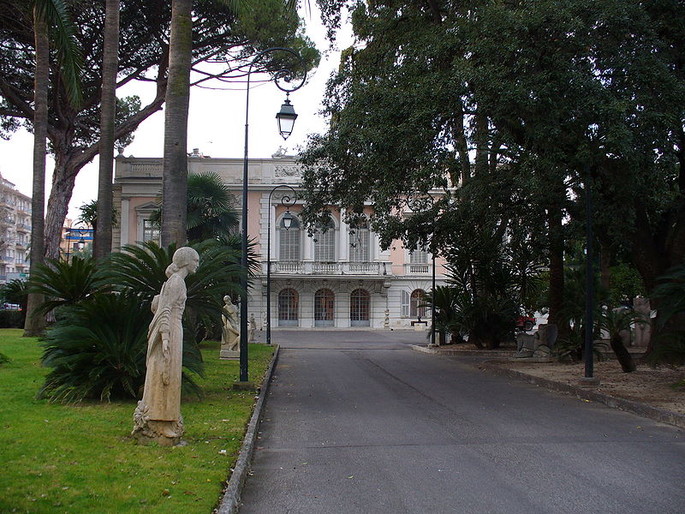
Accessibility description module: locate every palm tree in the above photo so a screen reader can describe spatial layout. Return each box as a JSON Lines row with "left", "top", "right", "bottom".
{"left": 160, "top": 0, "right": 192, "bottom": 247}
{"left": 24, "top": 0, "right": 82, "bottom": 336}
{"left": 94, "top": 0, "right": 120, "bottom": 260}
{"left": 186, "top": 173, "right": 239, "bottom": 243}
{"left": 160, "top": 0, "right": 303, "bottom": 246}
{"left": 150, "top": 172, "right": 239, "bottom": 243}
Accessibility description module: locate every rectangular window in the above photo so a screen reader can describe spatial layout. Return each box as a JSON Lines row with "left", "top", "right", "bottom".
{"left": 143, "top": 219, "right": 160, "bottom": 243}
{"left": 349, "top": 228, "right": 370, "bottom": 262}
{"left": 315, "top": 229, "right": 336, "bottom": 262}
{"left": 410, "top": 249, "right": 428, "bottom": 264}
{"left": 401, "top": 290, "right": 410, "bottom": 318}
{"left": 279, "top": 228, "right": 301, "bottom": 261}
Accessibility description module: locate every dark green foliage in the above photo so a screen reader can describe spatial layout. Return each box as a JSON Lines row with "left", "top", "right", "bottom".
{"left": 554, "top": 264, "right": 605, "bottom": 362}
{"left": 305, "top": 0, "right": 684, "bottom": 363}
{"left": 37, "top": 240, "right": 242, "bottom": 403}
{"left": 0, "top": 279, "right": 28, "bottom": 326}
{"left": 1, "top": 279, "right": 29, "bottom": 311}
{"left": 78, "top": 199, "right": 118, "bottom": 232}
{"left": 598, "top": 307, "right": 644, "bottom": 372}
{"left": 608, "top": 263, "right": 645, "bottom": 307}
{"left": 0, "top": 351, "right": 9, "bottom": 365}
{"left": 554, "top": 333, "right": 608, "bottom": 364}
{"left": 148, "top": 172, "right": 242, "bottom": 245}
{"left": 424, "top": 285, "right": 461, "bottom": 345}
{"left": 39, "top": 293, "right": 149, "bottom": 402}
{"left": 104, "top": 240, "right": 243, "bottom": 341}
{"left": 186, "top": 173, "right": 239, "bottom": 244}
{"left": 649, "top": 265, "right": 685, "bottom": 365}
{"left": 444, "top": 261, "right": 518, "bottom": 350}
{"left": 28, "top": 257, "right": 110, "bottom": 315}
{"left": 0, "top": 310, "right": 24, "bottom": 329}
{"left": 105, "top": 241, "right": 174, "bottom": 303}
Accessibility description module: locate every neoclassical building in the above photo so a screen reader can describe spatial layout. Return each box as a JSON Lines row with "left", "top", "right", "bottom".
{"left": 113, "top": 151, "right": 445, "bottom": 329}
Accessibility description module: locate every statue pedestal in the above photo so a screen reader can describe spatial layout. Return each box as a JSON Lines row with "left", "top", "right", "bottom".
{"left": 220, "top": 349, "right": 240, "bottom": 360}
{"left": 131, "top": 401, "right": 184, "bottom": 446}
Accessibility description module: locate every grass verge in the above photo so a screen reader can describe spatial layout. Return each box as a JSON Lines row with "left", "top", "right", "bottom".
{"left": 0, "top": 329, "right": 274, "bottom": 513}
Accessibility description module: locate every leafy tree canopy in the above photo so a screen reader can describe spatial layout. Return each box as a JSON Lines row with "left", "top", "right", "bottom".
{"left": 0, "top": 0, "right": 319, "bottom": 257}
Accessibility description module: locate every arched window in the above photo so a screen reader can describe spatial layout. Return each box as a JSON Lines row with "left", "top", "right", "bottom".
{"left": 314, "top": 288, "right": 335, "bottom": 327}
{"left": 278, "top": 288, "right": 299, "bottom": 327}
{"left": 279, "top": 215, "right": 301, "bottom": 261}
{"left": 314, "top": 216, "right": 336, "bottom": 262}
{"left": 350, "top": 288, "right": 370, "bottom": 327}
{"left": 410, "top": 289, "right": 427, "bottom": 319}
{"left": 349, "top": 222, "right": 370, "bottom": 262}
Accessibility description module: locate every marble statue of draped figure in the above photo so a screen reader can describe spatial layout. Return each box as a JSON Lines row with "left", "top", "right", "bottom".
{"left": 132, "top": 247, "right": 199, "bottom": 446}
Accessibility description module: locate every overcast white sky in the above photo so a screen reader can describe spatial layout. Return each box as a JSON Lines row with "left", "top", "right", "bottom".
{"left": 0, "top": 7, "right": 351, "bottom": 219}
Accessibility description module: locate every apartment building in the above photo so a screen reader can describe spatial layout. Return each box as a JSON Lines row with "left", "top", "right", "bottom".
{"left": 113, "top": 151, "right": 445, "bottom": 330}
{"left": 0, "top": 172, "right": 30, "bottom": 283}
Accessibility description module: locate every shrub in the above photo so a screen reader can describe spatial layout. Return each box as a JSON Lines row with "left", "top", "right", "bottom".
{"left": 0, "top": 278, "right": 28, "bottom": 326}
{"left": 37, "top": 240, "right": 242, "bottom": 403}
{"left": 28, "top": 257, "right": 109, "bottom": 316}
{"left": 39, "top": 293, "right": 150, "bottom": 402}
{"left": 649, "top": 264, "right": 685, "bottom": 365}
{"left": 0, "top": 310, "right": 24, "bottom": 328}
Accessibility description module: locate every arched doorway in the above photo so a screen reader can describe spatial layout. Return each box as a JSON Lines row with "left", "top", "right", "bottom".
{"left": 278, "top": 288, "right": 299, "bottom": 327}
{"left": 350, "top": 288, "right": 370, "bottom": 327}
{"left": 314, "top": 288, "right": 335, "bottom": 327}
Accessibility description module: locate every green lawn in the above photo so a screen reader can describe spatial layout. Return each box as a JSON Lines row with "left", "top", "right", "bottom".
{"left": 0, "top": 329, "right": 275, "bottom": 513}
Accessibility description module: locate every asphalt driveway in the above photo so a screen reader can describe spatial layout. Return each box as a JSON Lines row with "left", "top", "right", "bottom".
{"left": 239, "top": 330, "right": 685, "bottom": 513}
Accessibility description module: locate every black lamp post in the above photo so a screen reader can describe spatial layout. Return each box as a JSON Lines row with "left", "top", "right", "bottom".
{"left": 239, "top": 47, "right": 306, "bottom": 383}
{"left": 409, "top": 195, "right": 438, "bottom": 346}
{"left": 266, "top": 185, "right": 297, "bottom": 345}
{"left": 583, "top": 161, "right": 596, "bottom": 381}
{"left": 431, "top": 248, "right": 436, "bottom": 346}
{"left": 582, "top": 123, "right": 600, "bottom": 385}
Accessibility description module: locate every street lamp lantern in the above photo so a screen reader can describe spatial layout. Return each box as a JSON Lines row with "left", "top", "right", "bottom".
{"left": 276, "top": 95, "right": 298, "bottom": 140}
{"left": 282, "top": 209, "right": 293, "bottom": 230}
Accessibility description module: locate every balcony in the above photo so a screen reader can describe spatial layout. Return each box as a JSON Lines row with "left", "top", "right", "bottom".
{"left": 405, "top": 263, "right": 431, "bottom": 274}
{"left": 269, "top": 260, "right": 390, "bottom": 277}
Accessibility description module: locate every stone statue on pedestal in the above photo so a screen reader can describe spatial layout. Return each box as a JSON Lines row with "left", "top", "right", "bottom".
{"left": 220, "top": 295, "right": 240, "bottom": 359}
{"left": 132, "top": 247, "right": 199, "bottom": 446}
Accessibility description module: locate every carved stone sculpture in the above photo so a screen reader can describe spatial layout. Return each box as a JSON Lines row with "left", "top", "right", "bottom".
{"left": 132, "top": 247, "right": 199, "bottom": 446}
{"left": 515, "top": 323, "right": 557, "bottom": 361}
{"left": 249, "top": 314, "right": 257, "bottom": 343}
{"left": 220, "top": 295, "right": 240, "bottom": 359}
{"left": 633, "top": 296, "right": 652, "bottom": 348}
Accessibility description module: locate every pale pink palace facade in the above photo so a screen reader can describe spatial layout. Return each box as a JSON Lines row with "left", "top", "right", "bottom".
{"left": 113, "top": 151, "right": 445, "bottom": 330}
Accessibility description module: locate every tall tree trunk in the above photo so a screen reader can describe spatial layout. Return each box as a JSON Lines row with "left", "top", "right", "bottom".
{"left": 610, "top": 333, "right": 636, "bottom": 373}
{"left": 547, "top": 204, "right": 567, "bottom": 340}
{"left": 95, "top": 0, "right": 120, "bottom": 260}
{"left": 24, "top": 6, "right": 49, "bottom": 337}
{"left": 161, "top": 0, "right": 191, "bottom": 247}
{"left": 42, "top": 91, "right": 166, "bottom": 259}
{"left": 44, "top": 164, "right": 77, "bottom": 259}
{"left": 599, "top": 241, "right": 612, "bottom": 301}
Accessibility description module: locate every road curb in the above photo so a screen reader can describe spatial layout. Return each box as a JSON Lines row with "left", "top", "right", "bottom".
{"left": 216, "top": 345, "right": 280, "bottom": 514}
{"left": 480, "top": 360, "right": 685, "bottom": 430}
{"left": 410, "top": 344, "right": 514, "bottom": 358}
